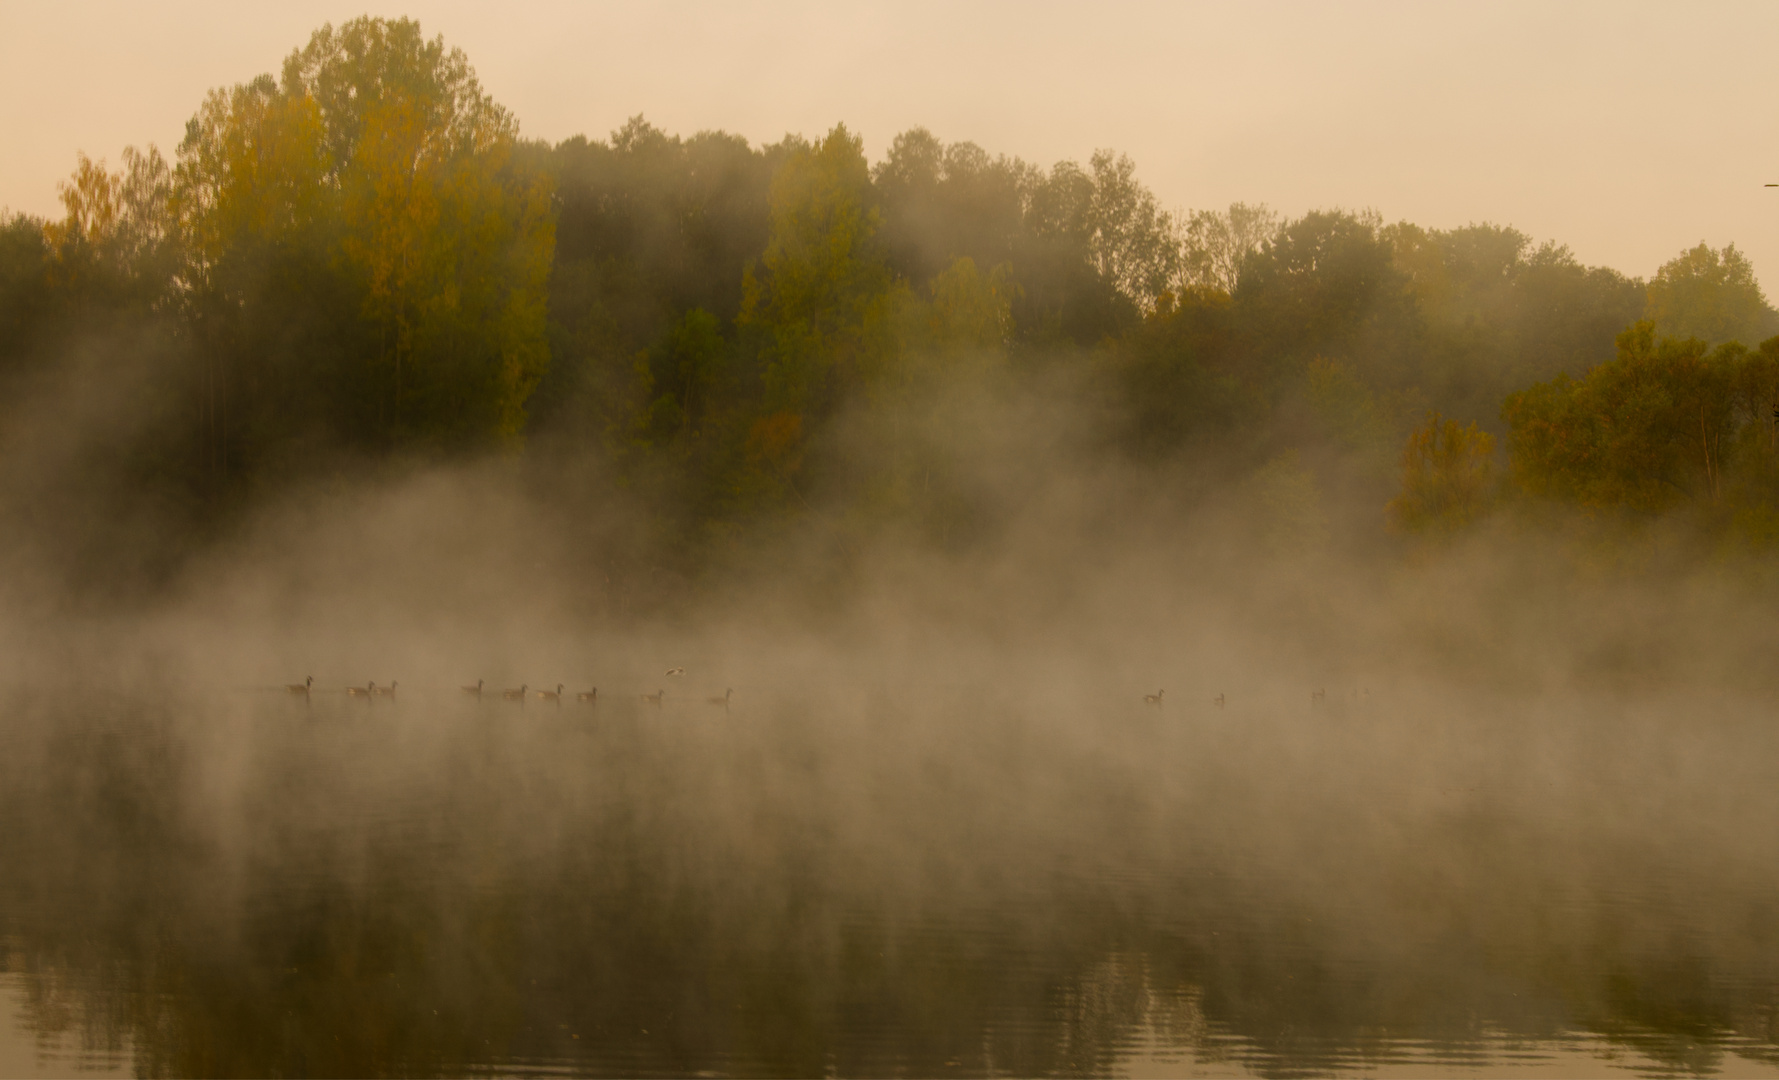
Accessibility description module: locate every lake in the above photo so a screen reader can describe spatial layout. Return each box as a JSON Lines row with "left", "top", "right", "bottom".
{"left": 2, "top": 682, "right": 1776, "bottom": 1077}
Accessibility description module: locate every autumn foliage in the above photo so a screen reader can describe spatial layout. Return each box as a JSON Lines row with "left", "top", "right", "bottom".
{"left": 1388, "top": 413, "right": 1496, "bottom": 535}
{"left": 6, "top": 15, "right": 1779, "bottom": 595}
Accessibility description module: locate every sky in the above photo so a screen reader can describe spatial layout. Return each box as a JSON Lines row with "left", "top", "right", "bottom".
{"left": 3, "top": 0, "right": 1777, "bottom": 285}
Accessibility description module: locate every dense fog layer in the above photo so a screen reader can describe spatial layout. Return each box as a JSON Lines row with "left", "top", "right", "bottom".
{"left": 5, "top": 357, "right": 1779, "bottom": 1075}
{"left": 4, "top": 457, "right": 1779, "bottom": 1074}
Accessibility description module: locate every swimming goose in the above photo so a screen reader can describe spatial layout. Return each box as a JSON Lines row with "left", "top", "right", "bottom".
{"left": 372, "top": 681, "right": 397, "bottom": 697}
{"left": 1213, "top": 693, "right": 1225, "bottom": 709}
{"left": 640, "top": 689, "right": 665, "bottom": 708}
{"left": 1143, "top": 690, "right": 1164, "bottom": 706}
{"left": 576, "top": 687, "right": 598, "bottom": 703}
{"left": 707, "top": 688, "right": 732, "bottom": 709}
{"left": 285, "top": 676, "right": 313, "bottom": 695}
{"left": 534, "top": 683, "right": 563, "bottom": 703}
{"left": 346, "top": 682, "right": 374, "bottom": 697}
{"left": 502, "top": 684, "right": 528, "bottom": 701}
{"left": 461, "top": 679, "right": 483, "bottom": 697}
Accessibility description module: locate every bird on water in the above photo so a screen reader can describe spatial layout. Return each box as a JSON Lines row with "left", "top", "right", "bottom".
{"left": 1214, "top": 693, "right": 1225, "bottom": 709}
{"left": 503, "top": 684, "right": 528, "bottom": 701}
{"left": 707, "top": 688, "right": 732, "bottom": 710}
{"left": 285, "top": 676, "right": 313, "bottom": 695}
{"left": 576, "top": 687, "right": 598, "bottom": 703}
{"left": 373, "top": 681, "right": 397, "bottom": 698}
{"left": 641, "top": 689, "right": 665, "bottom": 707}
{"left": 347, "top": 682, "right": 375, "bottom": 697}
{"left": 462, "top": 679, "right": 483, "bottom": 697}
{"left": 534, "top": 683, "right": 563, "bottom": 703}
{"left": 1144, "top": 690, "right": 1164, "bottom": 706}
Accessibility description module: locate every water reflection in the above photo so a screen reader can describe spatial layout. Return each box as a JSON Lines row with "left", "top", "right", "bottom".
{"left": 1, "top": 686, "right": 1776, "bottom": 1077}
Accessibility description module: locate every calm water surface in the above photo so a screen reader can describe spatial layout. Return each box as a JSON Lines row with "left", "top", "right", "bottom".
{"left": 2, "top": 684, "right": 1776, "bottom": 1077}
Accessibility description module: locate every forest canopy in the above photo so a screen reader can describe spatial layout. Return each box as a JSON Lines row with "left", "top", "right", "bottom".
{"left": 3, "top": 15, "right": 1777, "bottom": 603}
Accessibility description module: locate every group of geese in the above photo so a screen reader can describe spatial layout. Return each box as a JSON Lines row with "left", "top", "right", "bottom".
{"left": 281, "top": 676, "right": 405, "bottom": 699}
{"left": 1142, "top": 689, "right": 1348, "bottom": 708}
{"left": 1143, "top": 690, "right": 1227, "bottom": 708}
{"left": 286, "top": 678, "right": 1331, "bottom": 713}
{"left": 282, "top": 672, "right": 734, "bottom": 710}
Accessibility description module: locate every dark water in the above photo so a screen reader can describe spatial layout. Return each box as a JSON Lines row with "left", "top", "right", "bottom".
{"left": 3, "top": 684, "right": 1778, "bottom": 1078}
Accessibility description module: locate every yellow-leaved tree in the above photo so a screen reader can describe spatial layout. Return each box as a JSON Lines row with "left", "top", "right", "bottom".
{"left": 176, "top": 17, "right": 553, "bottom": 454}
{"left": 1388, "top": 411, "right": 1496, "bottom": 536}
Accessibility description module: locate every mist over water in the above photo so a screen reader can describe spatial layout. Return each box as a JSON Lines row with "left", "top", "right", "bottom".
{"left": 5, "top": 411, "right": 1779, "bottom": 1077}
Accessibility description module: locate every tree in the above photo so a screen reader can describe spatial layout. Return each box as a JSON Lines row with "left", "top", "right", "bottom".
{"left": 176, "top": 75, "right": 330, "bottom": 282}
{"left": 1306, "top": 357, "right": 1392, "bottom": 456}
{"left": 1503, "top": 242, "right": 1644, "bottom": 387}
{"left": 176, "top": 16, "right": 554, "bottom": 455}
{"left": 739, "top": 124, "right": 898, "bottom": 416}
{"left": 292, "top": 18, "right": 553, "bottom": 445}
{"left": 1387, "top": 412, "right": 1496, "bottom": 535}
{"left": 923, "top": 257, "right": 1012, "bottom": 355}
{"left": 1377, "top": 222, "right": 1643, "bottom": 426}
{"left": 1713, "top": 335, "right": 1779, "bottom": 547}
{"left": 871, "top": 128, "right": 1028, "bottom": 290}
{"left": 873, "top": 130, "right": 1183, "bottom": 346}
{"left": 0, "top": 214, "right": 53, "bottom": 374}
{"left": 537, "top": 117, "right": 779, "bottom": 443}
{"left": 1234, "top": 209, "right": 1416, "bottom": 389}
{"left": 1503, "top": 321, "right": 1735, "bottom": 514}
{"left": 45, "top": 147, "right": 175, "bottom": 284}
{"left": 1645, "top": 242, "right": 1777, "bottom": 347}
{"left": 1079, "top": 150, "right": 1181, "bottom": 308}
{"left": 1181, "top": 202, "right": 1278, "bottom": 295}
{"left": 1022, "top": 151, "right": 1180, "bottom": 314}
{"left": 726, "top": 125, "right": 904, "bottom": 512}
{"left": 1729, "top": 336, "right": 1779, "bottom": 457}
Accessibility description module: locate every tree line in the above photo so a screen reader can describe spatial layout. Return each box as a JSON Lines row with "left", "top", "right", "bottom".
{"left": 3, "top": 16, "right": 1777, "bottom": 595}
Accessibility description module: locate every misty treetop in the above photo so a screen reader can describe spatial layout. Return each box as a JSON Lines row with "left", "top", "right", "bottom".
{"left": 177, "top": 18, "right": 554, "bottom": 454}
{"left": 4, "top": 15, "right": 1779, "bottom": 598}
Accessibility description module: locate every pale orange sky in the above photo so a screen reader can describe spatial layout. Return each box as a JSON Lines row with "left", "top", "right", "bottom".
{"left": 3, "top": 1, "right": 1776, "bottom": 286}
